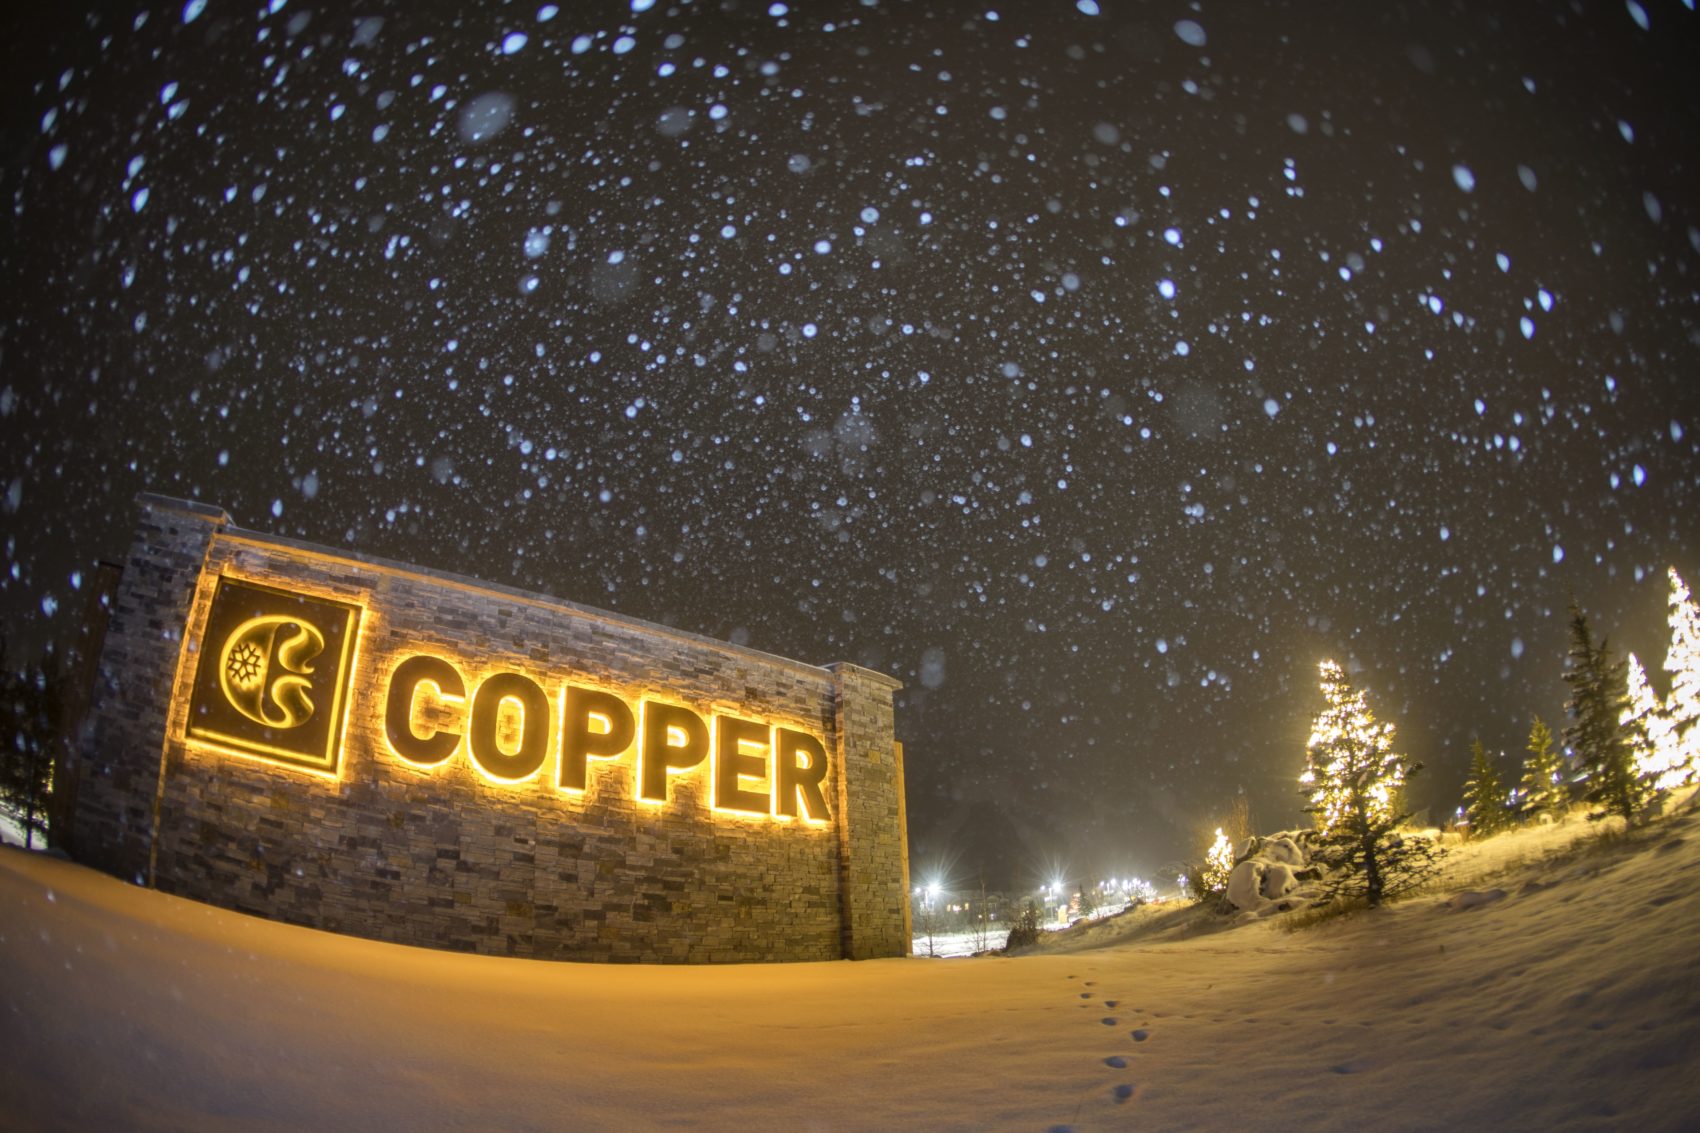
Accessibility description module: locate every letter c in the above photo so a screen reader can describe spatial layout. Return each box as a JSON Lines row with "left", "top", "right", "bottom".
{"left": 385, "top": 655, "right": 465, "bottom": 765}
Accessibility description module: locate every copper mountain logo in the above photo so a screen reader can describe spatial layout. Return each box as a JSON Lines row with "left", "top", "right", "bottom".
{"left": 186, "top": 576, "right": 362, "bottom": 773}
{"left": 220, "top": 615, "right": 325, "bottom": 728}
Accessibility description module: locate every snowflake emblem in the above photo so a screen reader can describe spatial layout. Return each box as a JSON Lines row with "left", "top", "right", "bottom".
{"left": 226, "top": 640, "right": 265, "bottom": 688}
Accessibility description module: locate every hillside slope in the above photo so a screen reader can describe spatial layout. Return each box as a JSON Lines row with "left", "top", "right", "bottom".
{"left": 2, "top": 807, "right": 1698, "bottom": 1132}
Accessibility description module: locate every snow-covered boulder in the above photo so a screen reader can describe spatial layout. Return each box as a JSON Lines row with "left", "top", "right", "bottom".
{"left": 1225, "top": 857, "right": 1301, "bottom": 912}
{"left": 1255, "top": 834, "right": 1307, "bottom": 867}
{"left": 1260, "top": 862, "right": 1298, "bottom": 899}
{"left": 1225, "top": 859, "right": 1267, "bottom": 912}
{"left": 1224, "top": 831, "right": 1325, "bottom": 915}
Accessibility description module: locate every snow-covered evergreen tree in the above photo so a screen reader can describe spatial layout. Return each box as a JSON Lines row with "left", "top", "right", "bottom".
{"left": 1661, "top": 567, "right": 1700, "bottom": 787}
{"left": 1622, "top": 652, "right": 1678, "bottom": 790}
{"left": 1563, "top": 602, "right": 1642, "bottom": 822}
{"left": 1300, "top": 659, "right": 1434, "bottom": 906}
{"left": 1519, "top": 715, "right": 1568, "bottom": 818}
{"left": 1463, "top": 739, "right": 1510, "bottom": 837}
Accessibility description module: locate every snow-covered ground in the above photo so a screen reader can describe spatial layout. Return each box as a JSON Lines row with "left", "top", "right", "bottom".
{"left": 3, "top": 806, "right": 1698, "bottom": 1132}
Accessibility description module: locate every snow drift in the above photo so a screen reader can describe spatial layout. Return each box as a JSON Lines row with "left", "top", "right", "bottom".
{"left": 3, "top": 806, "right": 1700, "bottom": 1131}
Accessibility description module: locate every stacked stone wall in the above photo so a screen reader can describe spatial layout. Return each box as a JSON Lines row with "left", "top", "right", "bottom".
{"left": 73, "top": 494, "right": 908, "bottom": 963}
{"left": 68, "top": 496, "right": 228, "bottom": 883}
{"left": 829, "top": 663, "right": 909, "bottom": 959}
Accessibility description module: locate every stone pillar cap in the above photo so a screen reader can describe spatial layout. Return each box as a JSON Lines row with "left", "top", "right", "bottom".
{"left": 824, "top": 662, "right": 904, "bottom": 691}
{"left": 136, "top": 493, "right": 232, "bottom": 524}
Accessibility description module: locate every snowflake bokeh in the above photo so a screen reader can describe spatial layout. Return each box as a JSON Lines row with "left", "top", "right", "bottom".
{"left": 2, "top": 1, "right": 1696, "bottom": 882}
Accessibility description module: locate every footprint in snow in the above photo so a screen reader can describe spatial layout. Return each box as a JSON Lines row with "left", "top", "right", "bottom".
{"left": 1447, "top": 888, "right": 1506, "bottom": 910}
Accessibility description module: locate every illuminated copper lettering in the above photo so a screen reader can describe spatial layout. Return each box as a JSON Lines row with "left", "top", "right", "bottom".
{"left": 639, "top": 699, "right": 710, "bottom": 803}
{"left": 713, "top": 715, "right": 772, "bottom": 815}
{"left": 559, "top": 685, "right": 635, "bottom": 791}
{"left": 775, "top": 728, "right": 830, "bottom": 821}
{"left": 384, "top": 654, "right": 464, "bottom": 766}
{"left": 468, "top": 671, "right": 550, "bottom": 782}
{"left": 373, "top": 655, "right": 831, "bottom": 822}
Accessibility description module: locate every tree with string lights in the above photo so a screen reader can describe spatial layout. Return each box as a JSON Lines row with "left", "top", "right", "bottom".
{"left": 1300, "top": 659, "right": 1437, "bottom": 907}
{"left": 1202, "top": 828, "right": 1235, "bottom": 893}
{"left": 1622, "top": 652, "right": 1674, "bottom": 790}
{"left": 1660, "top": 568, "right": 1700, "bottom": 789}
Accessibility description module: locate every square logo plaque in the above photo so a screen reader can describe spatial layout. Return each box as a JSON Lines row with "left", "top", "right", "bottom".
{"left": 185, "top": 576, "right": 362, "bottom": 774}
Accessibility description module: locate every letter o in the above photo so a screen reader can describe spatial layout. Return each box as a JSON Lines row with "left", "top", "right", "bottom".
{"left": 468, "top": 672, "right": 549, "bottom": 782}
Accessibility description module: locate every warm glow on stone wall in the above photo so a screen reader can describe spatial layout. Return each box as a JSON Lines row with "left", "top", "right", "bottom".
{"left": 182, "top": 575, "right": 364, "bottom": 778}
{"left": 78, "top": 495, "right": 908, "bottom": 964}
{"left": 181, "top": 572, "right": 834, "bottom": 825}
{"left": 378, "top": 650, "right": 833, "bottom": 823}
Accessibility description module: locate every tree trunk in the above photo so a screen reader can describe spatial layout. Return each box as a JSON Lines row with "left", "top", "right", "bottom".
{"left": 1362, "top": 825, "right": 1383, "bottom": 907}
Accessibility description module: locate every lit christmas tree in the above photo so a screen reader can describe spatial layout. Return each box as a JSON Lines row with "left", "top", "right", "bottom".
{"left": 1662, "top": 567, "right": 1700, "bottom": 787}
{"left": 1300, "top": 660, "right": 1435, "bottom": 906}
{"left": 1201, "top": 828, "right": 1235, "bottom": 894}
{"left": 1622, "top": 652, "right": 1678, "bottom": 789}
{"left": 1463, "top": 739, "right": 1511, "bottom": 837}
{"left": 1301, "top": 660, "right": 1404, "bottom": 833}
{"left": 1519, "top": 715, "right": 1569, "bottom": 818}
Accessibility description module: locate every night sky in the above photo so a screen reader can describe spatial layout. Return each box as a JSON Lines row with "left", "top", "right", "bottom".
{"left": 4, "top": 0, "right": 1697, "bottom": 889}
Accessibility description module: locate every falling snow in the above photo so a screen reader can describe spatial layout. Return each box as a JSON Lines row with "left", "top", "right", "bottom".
{"left": 1, "top": 0, "right": 1697, "bottom": 884}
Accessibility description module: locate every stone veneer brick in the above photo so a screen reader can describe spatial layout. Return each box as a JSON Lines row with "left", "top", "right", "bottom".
{"left": 70, "top": 494, "right": 909, "bottom": 963}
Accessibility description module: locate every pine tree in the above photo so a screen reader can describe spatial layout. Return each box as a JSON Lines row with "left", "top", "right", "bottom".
{"left": 1622, "top": 652, "right": 1677, "bottom": 789}
{"left": 1562, "top": 601, "right": 1643, "bottom": 822}
{"left": 0, "top": 657, "right": 60, "bottom": 849}
{"left": 1660, "top": 568, "right": 1700, "bottom": 788}
{"left": 1300, "top": 660, "right": 1438, "bottom": 906}
{"left": 1519, "top": 715, "right": 1568, "bottom": 818}
{"left": 1462, "top": 739, "right": 1510, "bottom": 837}
{"left": 1201, "top": 828, "right": 1235, "bottom": 894}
